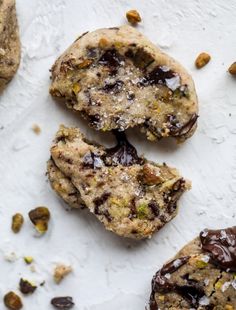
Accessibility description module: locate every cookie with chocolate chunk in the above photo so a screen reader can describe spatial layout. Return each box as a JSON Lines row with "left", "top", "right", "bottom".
{"left": 47, "top": 125, "right": 190, "bottom": 239}
{"left": 0, "top": 0, "right": 20, "bottom": 91}
{"left": 149, "top": 226, "right": 236, "bottom": 309}
{"left": 50, "top": 25, "right": 198, "bottom": 142}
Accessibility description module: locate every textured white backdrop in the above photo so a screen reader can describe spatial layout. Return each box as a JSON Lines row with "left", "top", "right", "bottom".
{"left": 0, "top": 0, "right": 236, "bottom": 309}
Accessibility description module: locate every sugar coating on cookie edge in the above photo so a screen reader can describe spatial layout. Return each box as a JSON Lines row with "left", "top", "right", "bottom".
{"left": 50, "top": 26, "right": 198, "bottom": 142}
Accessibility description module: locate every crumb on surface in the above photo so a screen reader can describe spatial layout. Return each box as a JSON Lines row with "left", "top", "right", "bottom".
{"left": 195, "top": 52, "right": 211, "bottom": 69}
{"left": 228, "top": 62, "right": 236, "bottom": 75}
{"left": 24, "top": 256, "right": 33, "bottom": 264}
{"left": 53, "top": 264, "right": 72, "bottom": 284}
{"left": 126, "top": 10, "right": 141, "bottom": 24}
{"left": 32, "top": 124, "right": 41, "bottom": 135}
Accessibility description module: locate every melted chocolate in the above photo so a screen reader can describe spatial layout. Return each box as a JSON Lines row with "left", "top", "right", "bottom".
{"left": 167, "top": 113, "right": 198, "bottom": 137}
{"left": 138, "top": 66, "right": 181, "bottom": 91}
{"left": 105, "top": 131, "right": 143, "bottom": 166}
{"left": 150, "top": 256, "right": 190, "bottom": 309}
{"left": 150, "top": 256, "right": 208, "bottom": 309}
{"left": 98, "top": 49, "right": 124, "bottom": 68}
{"left": 200, "top": 226, "right": 236, "bottom": 271}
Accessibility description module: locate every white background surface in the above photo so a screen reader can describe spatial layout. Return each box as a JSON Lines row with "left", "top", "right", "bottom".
{"left": 0, "top": 0, "right": 236, "bottom": 309}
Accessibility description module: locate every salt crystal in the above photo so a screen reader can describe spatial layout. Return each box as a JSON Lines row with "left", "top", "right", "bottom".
{"left": 199, "top": 295, "right": 210, "bottom": 306}
{"left": 221, "top": 281, "right": 231, "bottom": 292}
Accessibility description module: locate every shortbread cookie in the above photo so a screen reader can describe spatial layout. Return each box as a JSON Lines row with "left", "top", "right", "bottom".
{"left": 0, "top": 0, "right": 20, "bottom": 91}
{"left": 47, "top": 125, "right": 190, "bottom": 239}
{"left": 50, "top": 25, "right": 198, "bottom": 142}
{"left": 149, "top": 226, "right": 236, "bottom": 309}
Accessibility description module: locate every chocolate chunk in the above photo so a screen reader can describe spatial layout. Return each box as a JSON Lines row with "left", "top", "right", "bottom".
{"left": 87, "top": 47, "right": 97, "bottom": 58}
{"left": 102, "top": 80, "right": 124, "bottom": 93}
{"left": 138, "top": 66, "right": 181, "bottom": 91}
{"left": 93, "top": 192, "right": 111, "bottom": 209}
{"left": 93, "top": 193, "right": 112, "bottom": 221}
{"left": 82, "top": 151, "right": 104, "bottom": 169}
{"left": 105, "top": 131, "right": 143, "bottom": 166}
{"left": 175, "top": 284, "right": 205, "bottom": 306}
{"left": 87, "top": 114, "right": 101, "bottom": 128}
{"left": 19, "top": 279, "right": 37, "bottom": 295}
{"left": 148, "top": 201, "right": 159, "bottom": 217}
{"left": 164, "top": 178, "right": 186, "bottom": 213}
{"left": 127, "top": 92, "right": 135, "bottom": 100}
{"left": 51, "top": 297, "right": 74, "bottom": 309}
{"left": 200, "top": 226, "right": 236, "bottom": 271}
{"left": 125, "top": 48, "right": 154, "bottom": 69}
{"left": 167, "top": 113, "right": 198, "bottom": 137}
{"left": 98, "top": 49, "right": 124, "bottom": 68}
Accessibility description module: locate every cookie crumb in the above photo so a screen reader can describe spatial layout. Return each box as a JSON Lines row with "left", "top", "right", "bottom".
{"left": 32, "top": 124, "right": 41, "bottom": 135}
{"left": 11, "top": 213, "right": 24, "bottom": 233}
{"left": 195, "top": 52, "right": 211, "bottom": 69}
{"left": 228, "top": 62, "right": 236, "bottom": 75}
{"left": 126, "top": 10, "right": 141, "bottom": 24}
{"left": 4, "top": 252, "right": 17, "bottom": 262}
{"left": 54, "top": 264, "right": 72, "bottom": 284}
{"left": 4, "top": 292, "right": 23, "bottom": 310}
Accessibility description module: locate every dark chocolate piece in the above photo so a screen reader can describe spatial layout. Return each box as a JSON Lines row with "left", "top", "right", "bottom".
{"left": 167, "top": 113, "right": 198, "bottom": 137}
{"left": 98, "top": 49, "right": 124, "bottom": 68}
{"left": 19, "top": 279, "right": 37, "bottom": 295}
{"left": 51, "top": 297, "right": 74, "bottom": 309}
{"left": 200, "top": 226, "right": 236, "bottom": 271}
{"left": 125, "top": 48, "right": 155, "bottom": 69}
{"left": 93, "top": 192, "right": 112, "bottom": 222}
{"left": 82, "top": 151, "right": 104, "bottom": 169}
{"left": 105, "top": 131, "right": 143, "bottom": 166}
{"left": 148, "top": 201, "right": 160, "bottom": 217}
{"left": 102, "top": 80, "right": 124, "bottom": 94}
{"left": 163, "top": 178, "right": 186, "bottom": 213}
{"left": 138, "top": 66, "right": 181, "bottom": 91}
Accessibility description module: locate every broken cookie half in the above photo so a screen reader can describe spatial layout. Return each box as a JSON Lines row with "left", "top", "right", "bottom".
{"left": 149, "top": 226, "right": 236, "bottom": 309}
{"left": 0, "top": 0, "right": 21, "bottom": 91}
{"left": 47, "top": 125, "right": 191, "bottom": 239}
{"left": 50, "top": 25, "right": 198, "bottom": 142}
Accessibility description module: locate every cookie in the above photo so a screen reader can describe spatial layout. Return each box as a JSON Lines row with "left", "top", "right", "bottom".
{"left": 47, "top": 125, "right": 190, "bottom": 239}
{"left": 0, "top": 0, "right": 20, "bottom": 91}
{"left": 50, "top": 25, "right": 198, "bottom": 142}
{"left": 149, "top": 226, "right": 236, "bottom": 309}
